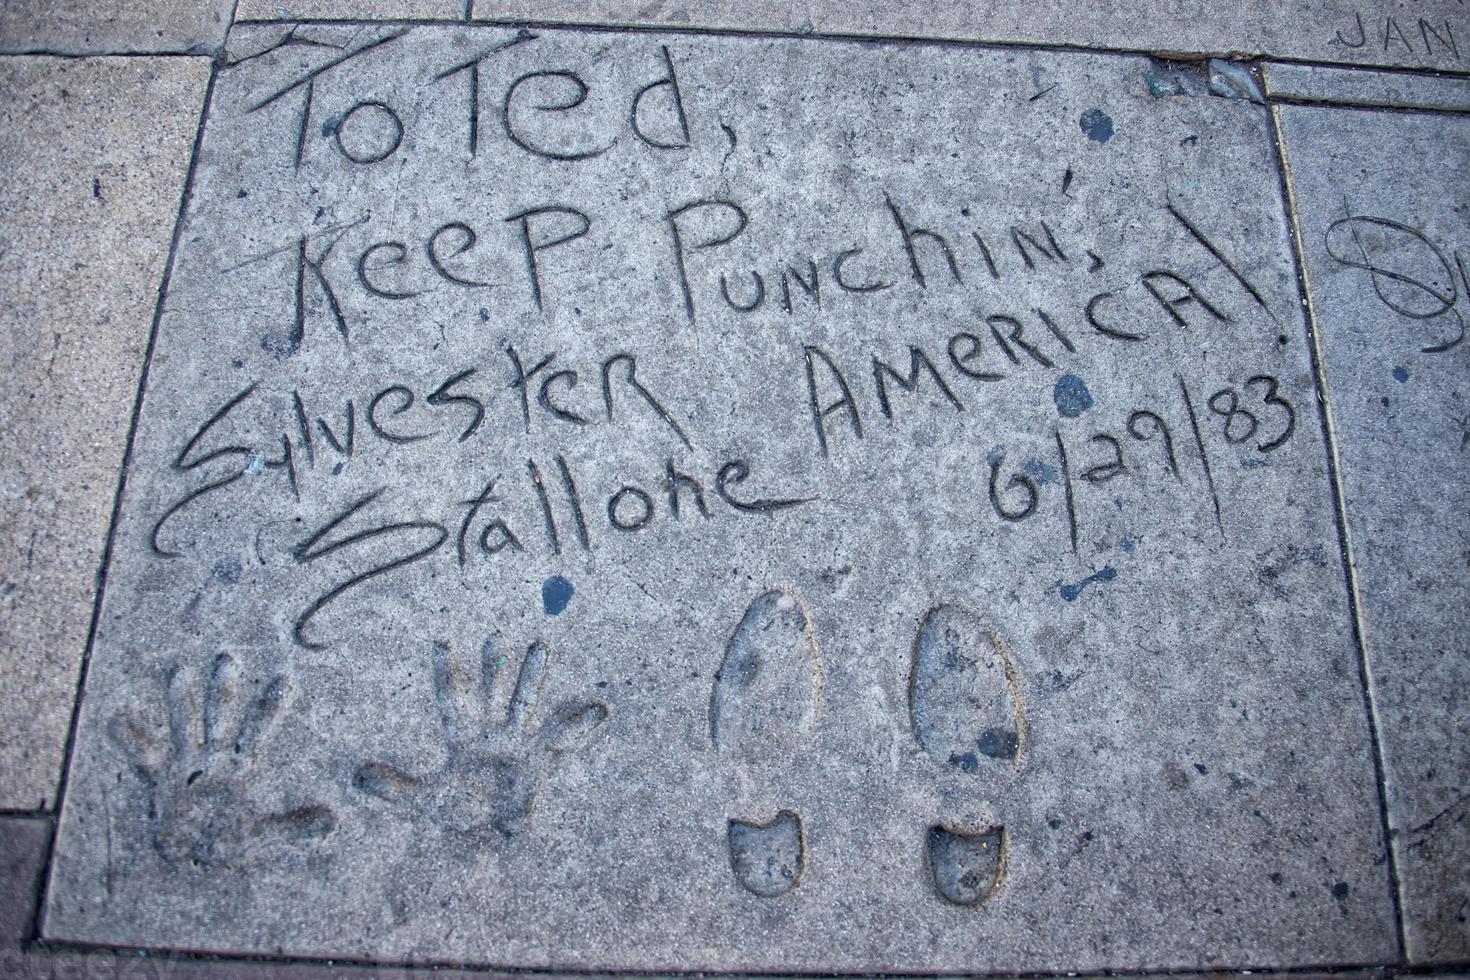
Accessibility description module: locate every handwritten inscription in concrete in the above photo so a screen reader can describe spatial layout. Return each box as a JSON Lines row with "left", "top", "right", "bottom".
{"left": 45, "top": 25, "right": 1397, "bottom": 971}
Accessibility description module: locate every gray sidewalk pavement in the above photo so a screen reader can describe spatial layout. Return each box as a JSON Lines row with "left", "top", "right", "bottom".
{"left": 0, "top": 0, "right": 1467, "bottom": 975}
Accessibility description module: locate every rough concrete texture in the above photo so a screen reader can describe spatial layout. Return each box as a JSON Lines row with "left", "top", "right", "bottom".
{"left": 0, "top": 0, "right": 233, "bottom": 54}
{"left": 469, "top": 0, "right": 1470, "bottom": 73}
{"left": 1276, "top": 104, "right": 1470, "bottom": 963}
{"left": 1262, "top": 61, "right": 1470, "bottom": 110}
{"left": 0, "top": 817, "right": 49, "bottom": 943}
{"left": 9, "top": 820, "right": 518, "bottom": 978}
{"left": 0, "top": 809, "right": 1440, "bottom": 980}
{"left": 0, "top": 56, "right": 210, "bottom": 811}
{"left": 234, "top": 0, "right": 467, "bottom": 22}
{"left": 39, "top": 24, "right": 1399, "bottom": 971}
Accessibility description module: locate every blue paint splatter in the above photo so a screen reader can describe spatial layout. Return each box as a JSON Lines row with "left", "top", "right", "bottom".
{"left": 1392, "top": 366, "right": 1409, "bottom": 383}
{"left": 1119, "top": 536, "right": 1137, "bottom": 554}
{"left": 1054, "top": 374, "right": 1094, "bottom": 417}
{"left": 1024, "top": 458, "right": 1058, "bottom": 485}
{"left": 1079, "top": 109, "right": 1115, "bottom": 143}
{"left": 948, "top": 751, "right": 979, "bottom": 774}
{"left": 211, "top": 556, "right": 242, "bottom": 585}
{"left": 1058, "top": 566, "right": 1118, "bottom": 602}
{"left": 542, "top": 576, "right": 574, "bottom": 615}
{"left": 985, "top": 445, "right": 1004, "bottom": 466}
{"left": 976, "top": 727, "right": 1020, "bottom": 760}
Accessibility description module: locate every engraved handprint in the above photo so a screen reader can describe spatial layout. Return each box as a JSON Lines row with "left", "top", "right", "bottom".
{"left": 107, "top": 654, "right": 336, "bottom": 867}
{"left": 353, "top": 638, "right": 609, "bottom": 840}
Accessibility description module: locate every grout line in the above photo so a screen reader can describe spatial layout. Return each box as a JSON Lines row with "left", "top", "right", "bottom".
{"left": 19, "top": 814, "right": 56, "bottom": 946}
{"left": 31, "top": 58, "right": 222, "bottom": 946}
{"left": 1266, "top": 102, "right": 1409, "bottom": 963}
{"left": 0, "top": 49, "right": 214, "bottom": 58}
{"left": 225, "top": 14, "right": 1470, "bottom": 79}
{"left": 227, "top": 0, "right": 243, "bottom": 46}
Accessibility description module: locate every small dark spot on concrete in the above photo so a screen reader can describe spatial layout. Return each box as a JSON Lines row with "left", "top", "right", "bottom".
{"left": 1054, "top": 373, "right": 1094, "bottom": 417}
{"left": 1392, "top": 366, "right": 1409, "bottom": 383}
{"left": 948, "top": 751, "right": 979, "bottom": 773}
{"left": 1058, "top": 566, "right": 1117, "bottom": 602}
{"left": 1381, "top": 396, "right": 1391, "bottom": 407}
{"left": 1024, "top": 457, "right": 1058, "bottom": 485}
{"left": 236, "top": 189, "right": 248, "bottom": 199}
{"left": 260, "top": 331, "right": 299, "bottom": 361}
{"left": 92, "top": 177, "right": 102, "bottom": 199}
{"left": 1227, "top": 771, "right": 1254, "bottom": 793}
{"left": 1043, "top": 668, "right": 1084, "bottom": 693}
{"left": 1120, "top": 535, "right": 1137, "bottom": 554}
{"left": 1277, "top": 334, "right": 1289, "bottom": 346}
{"left": 1047, "top": 817, "right": 1062, "bottom": 830}
{"left": 231, "top": 358, "right": 244, "bottom": 369}
{"left": 321, "top": 115, "right": 341, "bottom": 138}
{"left": 1331, "top": 881, "right": 1350, "bottom": 901}
{"left": 1079, "top": 108, "right": 1114, "bottom": 143}
{"left": 1269, "top": 871, "right": 1284, "bottom": 884}
{"left": 1193, "top": 762, "right": 1209, "bottom": 775}
{"left": 212, "top": 556, "right": 243, "bottom": 586}
{"left": 542, "top": 575, "right": 574, "bottom": 615}
{"left": 976, "top": 727, "right": 1019, "bottom": 760}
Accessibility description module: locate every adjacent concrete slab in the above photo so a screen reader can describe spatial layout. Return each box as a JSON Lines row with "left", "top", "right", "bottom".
{"left": 0, "top": 56, "right": 210, "bottom": 811}
{"left": 1276, "top": 104, "right": 1470, "bottom": 962}
{"left": 234, "top": 0, "right": 466, "bottom": 22}
{"left": 469, "top": 0, "right": 1470, "bottom": 74}
{"left": 1264, "top": 62, "right": 1470, "bottom": 110}
{"left": 45, "top": 24, "right": 1394, "bottom": 971}
{"left": 0, "top": 817, "right": 48, "bottom": 943}
{"left": 0, "top": 0, "right": 233, "bottom": 55}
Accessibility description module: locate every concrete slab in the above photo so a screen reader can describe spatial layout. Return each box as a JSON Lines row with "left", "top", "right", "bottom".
{"left": 469, "top": 0, "right": 1470, "bottom": 74}
{"left": 0, "top": 0, "right": 233, "bottom": 55}
{"left": 0, "top": 817, "right": 49, "bottom": 943}
{"left": 44, "top": 24, "right": 1394, "bottom": 971}
{"left": 0, "top": 55, "right": 211, "bottom": 812}
{"left": 234, "top": 0, "right": 467, "bottom": 23}
{"left": 1264, "top": 62, "right": 1470, "bottom": 110}
{"left": 1276, "top": 103, "right": 1470, "bottom": 962}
